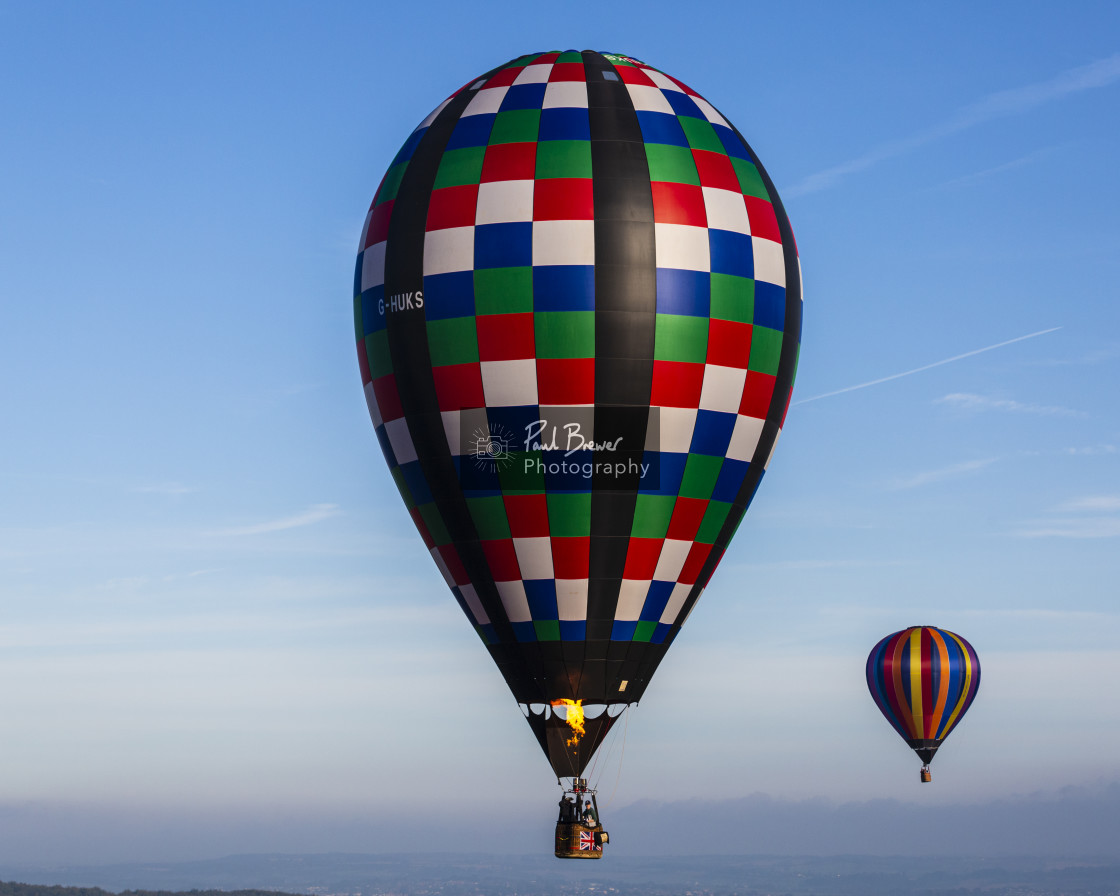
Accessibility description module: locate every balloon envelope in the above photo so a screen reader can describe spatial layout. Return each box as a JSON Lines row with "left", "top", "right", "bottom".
{"left": 354, "top": 50, "right": 802, "bottom": 775}
{"left": 866, "top": 626, "right": 980, "bottom": 765}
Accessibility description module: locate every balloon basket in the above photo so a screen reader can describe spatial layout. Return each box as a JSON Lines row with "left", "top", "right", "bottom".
{"left": 920, "top": 766, "right": 932, "bottom": 783}
{"left": 555, "top": 821, "right": 605, "bottom": 859}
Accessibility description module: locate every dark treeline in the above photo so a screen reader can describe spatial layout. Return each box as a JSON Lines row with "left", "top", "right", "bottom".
{"left": 0, "top": 884, "right": 297, "bottom": 896}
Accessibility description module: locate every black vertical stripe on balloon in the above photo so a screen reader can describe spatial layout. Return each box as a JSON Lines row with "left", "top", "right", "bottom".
{"left": 665, "top": 113, "right": 803, "bottom": 647}
{"left": 581, "top": 50, "right": 658, "bottom": 691}
{"left": 381, "top": 62, "right": 527, "bottom": 675}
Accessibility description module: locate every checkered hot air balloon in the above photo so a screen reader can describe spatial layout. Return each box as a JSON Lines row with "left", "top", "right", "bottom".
{"left": 354, "top": 50, "right": 802, "bottom": 779}
{"left": 866, "top": 626, "right": 981, "bottom": 782}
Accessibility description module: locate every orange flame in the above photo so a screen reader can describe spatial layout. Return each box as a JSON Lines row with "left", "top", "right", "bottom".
{"left": 552, "top": 698, "right": 586, "bottom": 747}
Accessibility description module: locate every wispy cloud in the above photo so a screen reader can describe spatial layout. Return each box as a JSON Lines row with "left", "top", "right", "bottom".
{"left": 1063, "top": 444, "right": 1117, "bottom": 456}
{"left": 929, "top": 145, "right": 1065, "bottom": 191}
{"left": 1013, "top": 494, "right": 1120, "bottom": 538}
{"left": 790, "top": 54, "right": 1120, "bottom": 196}
{"left": 936, "top": 392, "right": 1085, "bottom": 418}
{"left": 794, "top": 328, "right": 1060, "bottom": 405}
{"left": 210, "top": 503, "right": 341, "bottom": 537}
{"left": 893, "top": 458, "right": 997, "bottom": 490}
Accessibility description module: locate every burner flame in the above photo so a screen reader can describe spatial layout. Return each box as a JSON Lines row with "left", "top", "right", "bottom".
{"left": 551, "top": 699, "right": 586, "bottom": 747}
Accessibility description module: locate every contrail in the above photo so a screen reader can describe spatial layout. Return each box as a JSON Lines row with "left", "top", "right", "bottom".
{"left": 793, "top": 327, "right": 1061, "bottom": 405}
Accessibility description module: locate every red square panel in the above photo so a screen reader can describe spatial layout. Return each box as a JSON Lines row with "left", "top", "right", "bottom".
{"left": 504, "top": 494, "right": 550, "bottom": 538}
{"left": 432, "top": 362, "right": 484, "bottom": 411}
{"left": 372, "top": 374, "right": 404, "bottom": 422}
{"left": 651, "top": 182, "right": 706, "bottom": 226}
{"left": 537, "top": 358, "right": 594, "bottom": 405}
{"left": 549, "top": 62, "right": 585, "bottom": 82}
{"left": 739, "top": 370, "right": 776, "bottom": 419}
{"left": 534, "top": 179, "right": 594, "bottom": 221}
{"left": 706, "top": 319, "right": 752, "bottom": 369}
{"left": 534, "top": 52, "right": 561, "bottom": 65}
{"left": 692, "top": 151, "right": 739, "bottom": 192}
{"left": 357, "top": 340, "right": 371, "bottom": 385}
{"left": 666, "top": 498, "right": 708, "bottom": 540}
{"left": 617, "top": 65, "right": 655, "bottom": 87}
{"left": 552, "top": 537, "right": 590, "bottom": 578}
{"left": 622, "top": 537, "right": 663, "bottom": 579}
{"left": 481, "top": 142, "right": 537, "bottom": 182}
{"left": 437, "top": 544, "right": 470, "bottom": 586}
{"left": 426, "top": 185, "right": 478, "bottom": 231}
{"left": 696, "top": 545, "right": 725, "bottom": 590}
{"left": 409, "top": 507, "right": 435, "bottom": 550}
{"left": 678, "top": 542, "right": 713, "bottom": 585}
{"left": 365, "top": 199, "right": 393, "bottom": 248}
{"left": 485, "top": 67, "right": 520, "bottom": 88}
{"left": 651, "top": 361, "right": 704, "bottom": 409}
{"left": 744, "top": 196, "right": 782, "bottom": 242}
{"left": 481, "top": 539, "right": 521, "bottom": 581}
{"left": 477, "top": 313, "right": 535, "bottom": 361}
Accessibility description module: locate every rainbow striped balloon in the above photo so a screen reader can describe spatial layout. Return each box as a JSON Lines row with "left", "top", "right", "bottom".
{"left": 866, "top": 626, "right": 980, "bottom": 777}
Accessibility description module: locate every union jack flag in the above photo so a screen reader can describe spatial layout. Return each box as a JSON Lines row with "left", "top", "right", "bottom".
{"left": 579, "top": 831, "right": 596, "bottom": 851}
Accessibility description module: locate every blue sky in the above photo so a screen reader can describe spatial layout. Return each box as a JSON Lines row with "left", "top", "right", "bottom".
{"left": 1, "top": 0, "right": 1118, "bottom": 861}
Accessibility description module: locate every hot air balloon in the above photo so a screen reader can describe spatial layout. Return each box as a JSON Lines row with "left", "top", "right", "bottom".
{"left": 866, "top": 627, "right": 980, "bottom": 782}
{"left": 354, "top": 50, "right": 801, "bottom": 856}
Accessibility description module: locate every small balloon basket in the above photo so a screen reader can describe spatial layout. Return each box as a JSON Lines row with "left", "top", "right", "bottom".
{"left": 920, "top": 765, "right": 932, "bottom": 783}
{"left": 554, "top": 777, "right": 608, "bottom": 859}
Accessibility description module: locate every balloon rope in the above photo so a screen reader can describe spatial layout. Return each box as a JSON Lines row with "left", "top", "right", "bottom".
{"left": 602, "top": 707, "right": 629, "bottom": 809}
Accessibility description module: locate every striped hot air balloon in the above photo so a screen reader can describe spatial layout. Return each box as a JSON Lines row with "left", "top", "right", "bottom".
{"left": 354, "top": 50, "right": 801, "bottom": 783}
{"left": 866, "top": 626, "right": 981, "bottom": 782}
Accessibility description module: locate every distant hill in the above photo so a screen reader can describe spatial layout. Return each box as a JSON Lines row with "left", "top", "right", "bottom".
{"left": 0, "top": 885, "right": 296, "bottom": 896}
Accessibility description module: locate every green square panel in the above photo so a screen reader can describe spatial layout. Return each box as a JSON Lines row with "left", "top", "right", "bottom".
{"left": 555, "top": 51, "right": 583, "bottom": 63}
{"left": 710, "top": 274, "right": 755, "bottom": 323}
{"left": 379, "top": 163, "right": 407, "bottom": 202}
{"left": 548, "top": 493, "right": 592, "bottom": 536}
{"left": 418, "top": 502, "right": 451, "bottom": 546}
{"left": 427, "top": 317, "right": 479, "bottom": 367}
{"left": 363, "top": 330, "right": 393, "bottom": 379}
{"left": 535, "top": 311, "right": 594, "bottom": 359}
{"left": 535, "top": 140, "right": 592, "bottom": 179}
{"left": 499, "top": 450, "right": 545, "bottom": 493}
{"left": 353, "top": 294, "right": 364, "bottom": 338}
{"left": 475, "top": 267, "right": 533, "bottom": 314}
{"left": 645, "top": 144, "right": 700, "bottom": 185}
{"left": 534, "top": 619, "right": 561, "bottom": 641}
{"left": 466, "top": 495, "right": 511, "bottom": 540}
{"left": 654, "top": 314, "right": 707, "bottom": 363}
{"left": 695, "top": 500, "right": 732, "bottom": 544}
{"left": 732, "top": 158, "right": 770, "bottom": 200}
{"left": 391, "top": 467, "right": 414, "bottom": 509}
{"left": 679, "top": 117, "right": 723, "bottom": 154}
{"left": 747, "top": 326, "right": 783, "bottom": 375}
{"left": 679, "top": 454, "right": 723, "bottom": 499}
{"left": 630, "top": 494, "right": 675, "bottom": 538}
{"left": 633, "top": 620, "right": 657, "bottom": 642}
{"left": 433, "top": 147, "right": 486, "bottom": 188}
{"left": 489, "top": 109, "right": 541, "bottom": 145}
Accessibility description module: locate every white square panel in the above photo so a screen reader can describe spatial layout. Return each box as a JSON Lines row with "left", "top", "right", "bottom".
{"left": 422, "top": 226, "right": 474, "bottom": 276}
{"left": 727, "top": 413, "right": 765, "bottom": 462}
{"left": 699, "top": 364, "right": 747, "bottom": 413}
{"left": 357, "top": 206, "right": 374, "bottom": 251}
{"left": 481, "top": 359, "right": 538, "bottom": 407}
{"left": 440, "top": 409, "right": 461, "bottom": 455}
{"left": 458, "top": 584, "right": 490, "bottom": 624}
{"left": 702, "top": 187, "right": 750, "bottom": 235}
{"left": 655, "top": 223, "right": 710, "bottom": 272}
{"left": 430, "top": 547, "right": 456, "bottom": 589}
{"left": 659, "top": 582, "right": 692, "bottom": 624}
{"left": 692, "top": 96, "right": 729, "bottom": 127}
{"left": 614, "top": 579, "right": 652, "bottom": 621}
{"left": 644, "top": 69, "right": 684, "bottom": 92}
{"left": 556, "top": 579, "right": 589, "bottom": 621}
{"left": 543, "top": 81, "right": 588, "bottom": 108}
{"left": 384, "top": 417, "right": 417, "bottom": 465}
{"left": 513, "top": 537, "right": 555, "bottom": 579}
{"left": 496, "top": 580, "right": 531, "bottom": 622}
{"left": 364, "top": 381, "right": 383, "bottom": 429}
{"left": 625, "top": 83, "right": 675, "bottom": 114}
{"left": 476, "top": 180, "right": 534, "bottom": 224}
{"left": 650, "top": 406, "right": 697, "bottom": 453}
{"left": 752, "top": 237, "right": 786, "bottom": 286}
{"left": 653, "top": 539, "right": 692, "bottom": 582}
{"left": 513, "top": 63, "right": 552, "bottom": 84}
{"left": 463, "top": 86, "right": 508, "bottom": 116}
{"left": 533, "top": 220, "right": 595, "bottom": 266}
{"left": 361, "top": 241, "right": 386, "bottom": 291}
